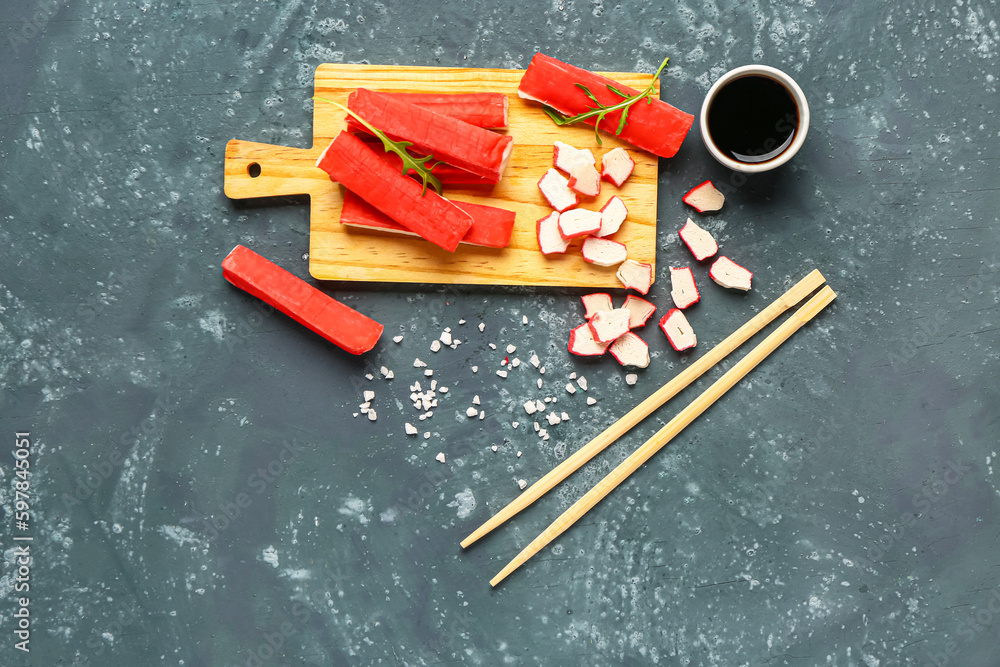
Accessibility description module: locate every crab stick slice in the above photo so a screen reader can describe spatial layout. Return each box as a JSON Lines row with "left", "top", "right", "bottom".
{"left": 553, "top": 141, "right": 601, "bottom": 197}
{"left": 682, "top": 180, "right": 725, "bottom": 212}
{"left": 589, "top": 308, "right": 631, "bottom": 344}
{"left": 659, "top": 308, "right": 697, "bottom": 351}
{"left": 221, "top": 245, "right": 383, "bottom": 355}
{"left": 316, "top": 131, "right": 472, "bottom": 252}
{"left": 710, "top": 256, "right": 753, "bottom": 291}
{"left": 582, "top": 237, "right": 628, "bottom": 267}
{"left": 348, "top": 88, "right": 513, "bottom": 183}
{"left": 346, "top": 91, "right": 508, "bottom": 129}
{"left": 601, "top": 147, "right": 635, "bottom": 186}
{"left": 568, "top": 322, "right": 611, "bottom": 357}
{"left": 678, "top": 218, "right": 718, "bottom": 261}
{"left": 538, "top": 168, "right": 579, "bottom": 212}
{"left": 340, "top": 190, "right": 515, "bottom": 248}
{"left": 669, "top": 267, "right": 700, "bottom": 309}
{"left": 581, "top": 292, "right": 613, "bottom": 320}
{"left": 596, "top": 196, "right": 628, "bottom": 237}
{"left": 537, "top": 212, "right": 570, "bottom": 255}
{"left": 609, "top": 332, "right": 650, "bottom": 368}
{"left": 616, "top": 260, "right": 653, "bottom": 294}
{"left": 622, "top": 295, "right": 656, "bottom": 328}
{"left": 518, "top": 52, "right": 695, "bottom": 158}
{"left": 558, "top": 209, "right": 602, "bottom": 239}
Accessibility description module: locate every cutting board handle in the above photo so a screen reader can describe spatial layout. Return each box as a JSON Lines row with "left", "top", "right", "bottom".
{"left": 224, "top": 139, "right": 326, "bottom": 199}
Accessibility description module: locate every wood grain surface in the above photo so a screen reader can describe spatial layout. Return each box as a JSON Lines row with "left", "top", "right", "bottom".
{"left": 224, "top": 63, "right": 660, "bottom": 287}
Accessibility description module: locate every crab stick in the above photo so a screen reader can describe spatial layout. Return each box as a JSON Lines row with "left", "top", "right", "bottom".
{"left": 347, "top": 88, "right": 513, "bottom": 183}
{"left": 347, "top": 91, "right": 508, "bottom": 129}
{"left": 340, "top": 190, "right": 515, "bottom": 248}
{"left": 362, "top": 137, "right": 494, "bottom": 185}
{"left": 517, "top": 53, "right": 694, "bottom": 158}
{"left": 316, "top": 131, "right": 473, "bottom": 252}
{"left": 221, "top": 245, "right": 383, "bottom": 355}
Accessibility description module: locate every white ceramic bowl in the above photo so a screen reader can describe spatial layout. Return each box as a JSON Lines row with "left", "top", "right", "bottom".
{"left": 699, "top": 65, "right": 810, "bottom": 173}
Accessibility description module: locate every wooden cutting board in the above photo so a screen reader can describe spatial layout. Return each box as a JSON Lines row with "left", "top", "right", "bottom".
{"left": 223, "top": 63, "right": 659, "bottom": 287}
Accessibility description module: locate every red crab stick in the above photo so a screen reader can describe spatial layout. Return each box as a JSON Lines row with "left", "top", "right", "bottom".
{"left": 221, "top": 245, "right": 383, "bottom": 355}
{"left": 316, "top": 131, "right": 473, "bottom": 252}
{"left": 340, "top": 190, "right": 516, "bottom": 248}
{"left": 517, "top": 53, "right": 694, "bottom": 159}
{"left": 361, "top": 138, "right": 494, "bottom": 185}
{"left": 346, "top": 92, "right": 509, "bottom": 129}
{"left": 347, "top": 88, "right": 514, "bottom": 183}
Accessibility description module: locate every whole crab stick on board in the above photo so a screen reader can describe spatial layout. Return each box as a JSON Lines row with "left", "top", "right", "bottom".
{"left": 360, "top": 137, "right": 494, "bottom": 186}
{"left": 346, "top": 91, "right": 508, "bottom": 129}
{"left": 517, "top": 52, "right": 695, "bottom": 158}
{"left": 221, "top": 245, "right": 383, "bottom": 355}
{"left": 340, "top": 190, "right": 516, "bottom": 248}
{"left": 316, "top": 131, "right": 473, "bottom": 252}
{"left": 347, "top": 88, "right": 514, "bottom": 183}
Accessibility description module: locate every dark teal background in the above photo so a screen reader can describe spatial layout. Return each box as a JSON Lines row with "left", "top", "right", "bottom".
{"left": 2, "top": 1, "right": 999, "bottom": 665}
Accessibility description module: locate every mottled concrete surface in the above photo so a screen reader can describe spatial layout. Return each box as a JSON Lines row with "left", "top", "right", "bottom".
{"left": 2, "top": 1, "right": 999, "bottom": 665}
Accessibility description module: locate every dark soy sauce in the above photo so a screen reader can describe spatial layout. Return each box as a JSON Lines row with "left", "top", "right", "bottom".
{"left": 707, "top": 75, "right": 799, "bottom": 164}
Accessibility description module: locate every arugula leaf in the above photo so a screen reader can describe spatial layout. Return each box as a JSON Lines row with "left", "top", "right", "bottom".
{"left": 313, "top": 96, "right": 443, "bottom": 196}
{"left": 543, "top": 56, "right": 670, "bottom": 146}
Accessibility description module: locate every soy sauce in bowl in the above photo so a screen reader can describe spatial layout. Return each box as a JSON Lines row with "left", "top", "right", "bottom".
{"left": 706, "top": 75, "right": 799, "bottom": 164}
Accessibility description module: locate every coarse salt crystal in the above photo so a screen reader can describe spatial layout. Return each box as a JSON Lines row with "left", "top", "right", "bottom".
{"left": 529, "top": 353, "right": 540, "bottom": 368}
{"left": 497, "top": 370, "right": 508, "bottom": 378}
{"left": 440, "top": 331, "right": 453, "bottom": 345}
{"left": 430, "top": 340, "right": 442, "bottom": 352}
{"left": 466, "top": 406, "right": 479, "bottom": 417}
{"left": 522, "top": 315, "right": 528, "bottom": 325}
{"left": 393, "top": 335, "right": 404, "bottom": 343}
{"left": 512, "top": 421, "right": 519, "bottom": 428}
{"left": 473, "top": 395, "right": 481, "bottom": 405}
{"left": 506, "top": 344, "right": 516, "bottom": 354}
{"left": 518, "top": 479, "right": 527, "bottom": 489}
{"left": 478, "top": 322, "right": 485, "bottom": 332}
{"left": 413, "top": 358, "right": 427, "bottom": 368}
{"left": 546, "top": 413, "right": 561, "bottom": 425}
{"left": 512, "top": 358, "right": 521, "bottom": 368}
{"left": 565, "top": 383, "right": 577, "bottom": 394}
{"left": 578, "top": 377, "right": 588, "bottom": 391}
{"left": 517, "top": 451, "right": 522, "bottom": 457}
{"left": 435, "top": 452, "right": 446, "bottom": 463}
{"left": 537, "top": 378, "right": 543, "bottom": 389}
{"left": 368, "top": 410, "right": 377, "bottom": 421}
{"left": 535, "top": 399, "right": 545, "bottom": 412}
{"left": 491, "top": 445, "right": 498, "bottom": 452}
{"left": 587, "top": 397, "right": 597, "bottom": 405}
{"left": 625, "top": 373, "right": 638, "bottom": 386}
{"left": 424, "top": 369, "right": 433, "bottom": 377}
{"left": 561, "top": 412, "right": 570, "bottom": 420}
{"left": 524, "top": 401, "right": 537, "bottom": 415}
{"left": 363, "top": 390, "right": 375, "bottom": 402}
{"left": 489, "top": 343, "right": 497, "bottom": 350}
{"left": 365, "top": 373, "right": 374, "bottom": 380}
{"left": 404, "top": 423, "right": 418, "bottom": 435}
{"left": 471, "top": 366, "right": 479, "bottom": 373}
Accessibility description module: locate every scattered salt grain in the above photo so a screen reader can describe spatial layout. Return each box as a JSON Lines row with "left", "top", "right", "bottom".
{"left": 518, "top": 479, "right": 527, "bottom": 489}
{"left": 404, "top": 423, "right": 418, "bottom": 435}
{"left": 440, "top": 331, "right": 453, "bottom": 345}
{"left": 561, "top": 412, "right": 570, "bottom": 421}
{"left": 578, "top": 377, "right": 588, "bottom": 391}
{"left": 466, "top": 407, "right": 479, "bottom": 418}
{"left": 524, "top": 401, "right": 537, "bottom": 415}
{"left": 491, "top": 445, "right": 498, "bottom": 452}
{"left": 435, "top": 452, "right": 446, "bottom": 463}
{"left": 363, "top": 390, "right": 375, "bottom": 402}
{"left": 497, "top": 370, "right": 508, "bottom": 378}
{"left": 534, "top": 399, "right": 545, "bottom": 412}
{"left": 367, "top": 410, "right": 377, "bottom": 421}
{"left": 625, "top": 373, "right": 638, "bottom": 386}
{"left": 537, "top": 378, "right": 543, "bottom": 389}
{"left": 529, "top": 353, "right": 540, "bottom": 368}
{"left": 424, "top": 432, "right": 431, "bottom": 439}
{"left": 517, "top": 451, "right": 522, "bottom": 457}
{"left": 424, "top": 369, "right": 434, "bottom": 377}
{"left": 471, "top": 366, "right": 479, "bottom": 373}
{"left": 439, "top": 386, "right": 449, "bottom": 393}
{"left": 365, "top": 373, "right": 374, "bottom": 381}
{"left": 506, "top": 344, "right": 517, "bottom": 354}
{"left": 512, "top": 421, "right": 519, "bottom": 428}
{"left": 511, "top": 358, "right": 521, "bottom": 368}
{"left": 459, "top": 319, "right": 466, "bottom": 325}
{"left": 546, "top": 413, "right": 561, "bottom": 425}
{"left": 587, "top": 397, "right": 597, "bottom": 405}
{"left": 478, "top": 322, "right": 485, "bottom": 332}
{"left": 565, "top": 383, "right": 577, "bottom": 394}
{"left": 430, "top": 340, "right": 442, "bottom": 352}
{"left": 539, "top": 366, "right": 546, "bottom": 374}
{"left": 522, "top": 315, "right": 528, "bottom": 325}
{"left": 393, "top": 335, "right": 404, "bottom": 343}
{"left": 413, "top": 358, "right": 427, "bottom": 368}
{"left": 473, "top": 395, "right": 481, "bottom": 405}
{"left": 489, "top": 343, "right": 497, "bottom": 350}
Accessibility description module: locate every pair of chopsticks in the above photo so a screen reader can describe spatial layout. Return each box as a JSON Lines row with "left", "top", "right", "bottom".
{"left": 461, "top": 269, "right": 836, "bottom": 586}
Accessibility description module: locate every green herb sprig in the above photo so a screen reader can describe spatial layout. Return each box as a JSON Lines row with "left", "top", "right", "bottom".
{"left": 313, "top": 96, "right": 443, "bottom": 196}
{"left": 543, "top": 56, "right": 670, "bottom": 146}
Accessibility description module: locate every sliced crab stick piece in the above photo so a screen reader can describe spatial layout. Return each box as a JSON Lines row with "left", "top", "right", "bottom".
{"left": 601, "top": 147, "right": 635, "bottom": 186}
{"left": 339, "top": 190, "right": 515, "bottom": 248}
{"left": 669, "top": 266, "right": 700, "bottom": 309}
{"left": 589, "top": 307, "right": 631, "bottom": 344}
{"left": 609, "top": 332, "right": 650, "bottom": 368}
{"left": 710, "top": 256, "right": 753, "bottom": 291}
{"left": 582, "top": 237, "right": 628, "bottom": 267}
{"left": 348, "top": 88, "right": 513, "bottom": 183}
{"left": 616, "top": 259, "right": 652, "bottom": 294}
{"left": 622, "top": 295, "right": 656, "bottom": 328}
{"left": 558, "top": 208, "right": 602, "bottom": 239}
{"left": 518, "top": 52, "right": 695, "bottom": 158}
{"left": 346, "top": 91, "right": 508, "bottom": 129}
{"left": 568, "top": 322, "right": 611, "bottom": 356}
{"left": 554, "top": 141, "right": 601, "bottom": 197}
{"left": 316, "top": 131, "right": 472, "bottom": 252}
{"left": 678, "top": 217, "right": 719, "bottom": 261}
{"left": 596, "top": 196, "right": 628, "bottom": 237}
{"left": 682, "top": 180, "right": 725, "bottom": 212}
{"left": 659, "top": 308, "right": 697, "bottom": 351}
{"left": 538, "top": 168, "right": 579, "bottom": 212}
{"left": 537, "top": 212, "right": 570, "bottom": 255}
{"left": 221, "top": 245, "right": 383, "bottom": 355}
{"left": 581, "top": 292, "right": 613, "bottom": 319}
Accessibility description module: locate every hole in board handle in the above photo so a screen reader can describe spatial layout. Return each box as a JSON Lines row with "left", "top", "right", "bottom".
{"left": 247, "top": 162, "right": 261, "bottom": 178}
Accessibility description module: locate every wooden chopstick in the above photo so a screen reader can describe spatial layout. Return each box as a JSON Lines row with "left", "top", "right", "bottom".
{"left": 490, "top": 284, "right": 837, "bottom": 586}
{"left": 460, "top": 269, "right": 826, "bottom": 549}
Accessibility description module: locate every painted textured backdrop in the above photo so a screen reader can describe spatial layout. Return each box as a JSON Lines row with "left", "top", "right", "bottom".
{"left": 1, "top": 0, "right": 999, "bottom": 665}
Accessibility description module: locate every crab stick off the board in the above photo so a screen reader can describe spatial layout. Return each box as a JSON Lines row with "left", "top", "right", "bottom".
{"left": 346, "top": 91, "right": 508, "bottom": 130}
{"left": 221, "top": 245, "right": 383, "bottom": 355}
{"left": 340, "top": 190, "right": 515, "bottom": 249}
{"left": 316, "top": 131, "right": 473, "bottom": 252}
{"left": 517, "top": 53, "right": 695, "bottom": 158}
{"left": 347, "top": 88, "right": 514, "bottom": 183}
